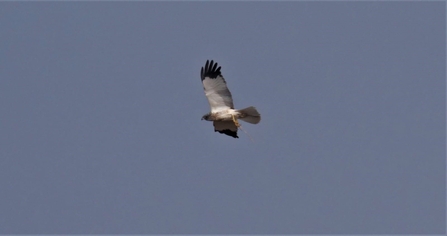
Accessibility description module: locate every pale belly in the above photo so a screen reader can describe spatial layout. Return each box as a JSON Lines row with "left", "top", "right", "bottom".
{"left": 213, "top": 110, "right": 242, "bottom": 121}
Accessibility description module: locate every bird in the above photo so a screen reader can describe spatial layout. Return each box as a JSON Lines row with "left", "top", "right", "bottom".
{"left": 200, "top": 60, "right": 261, "bottom": 138}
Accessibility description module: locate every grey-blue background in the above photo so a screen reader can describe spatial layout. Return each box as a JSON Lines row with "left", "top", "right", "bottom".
{"left": 0, "top": 2, "right": 445, "bottom": 234}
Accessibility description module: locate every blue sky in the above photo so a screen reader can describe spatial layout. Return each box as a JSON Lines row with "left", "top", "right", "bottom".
{"left": 0, "top": 2, "right": 445, "bottom": 234}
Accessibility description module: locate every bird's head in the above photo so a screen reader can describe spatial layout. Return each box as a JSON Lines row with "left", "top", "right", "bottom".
{"left": 201, "top": 113, "right": 211, "bottom": 121}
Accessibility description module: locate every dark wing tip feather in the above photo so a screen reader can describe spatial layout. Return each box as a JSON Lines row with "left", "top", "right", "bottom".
{"left": 201, "top": 60, "right": 222, "bottom": 81}
{"left": 215, "top": 129, "right": 239, "bottom": 138}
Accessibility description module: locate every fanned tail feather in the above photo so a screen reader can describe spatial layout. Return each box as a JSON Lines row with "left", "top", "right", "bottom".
{"left": 238, "top": 106, "right": 261, "bottom": 124}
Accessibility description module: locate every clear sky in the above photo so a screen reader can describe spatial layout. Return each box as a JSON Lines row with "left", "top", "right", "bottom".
{"left": 0, "top": 2, "right": 445, "bottom": 234}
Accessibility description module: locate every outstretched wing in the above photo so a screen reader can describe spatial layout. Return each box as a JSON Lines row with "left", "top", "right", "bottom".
{"left": 201, "top": 60, "right": 234, "bottom": 112}
{"left": 213, "top": 121, "right": 238, "bottom": 138}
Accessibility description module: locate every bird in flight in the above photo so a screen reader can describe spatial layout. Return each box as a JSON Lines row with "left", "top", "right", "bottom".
{"left": 200, "top": 60, "right": 261, "bottom": 138}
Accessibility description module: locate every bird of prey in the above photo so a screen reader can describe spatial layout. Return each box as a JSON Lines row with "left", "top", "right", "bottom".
{"left": 200, "top": 60, "right": 261, "bottom": 138}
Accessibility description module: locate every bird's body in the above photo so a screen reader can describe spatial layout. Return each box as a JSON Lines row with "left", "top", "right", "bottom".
{"left": 200, "top": 60, "right": 260, "bottom": 138}
{"left": 202, "top": 109, "right": 239, "bottom": 122}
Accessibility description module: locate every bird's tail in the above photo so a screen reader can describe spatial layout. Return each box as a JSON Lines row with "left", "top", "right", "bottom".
{"left": 238, "top": 106, "right": 261, "bottom": 124}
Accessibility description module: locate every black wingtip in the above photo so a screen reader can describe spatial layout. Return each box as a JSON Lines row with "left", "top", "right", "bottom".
{"left": 216, "top": 129, "right": 239, "bottom": 138}
{"left": 201, "top": 60, "right": 222, "bottom": 81}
